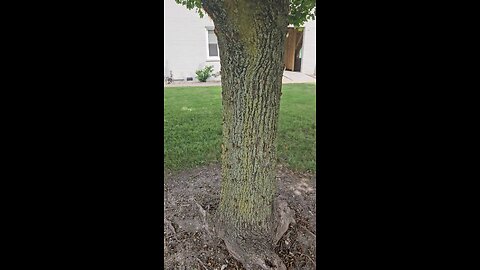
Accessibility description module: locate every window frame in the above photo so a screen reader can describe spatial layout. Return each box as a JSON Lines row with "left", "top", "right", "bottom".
{"left": 205, "top": 26, "right": 220, "bottom": 61}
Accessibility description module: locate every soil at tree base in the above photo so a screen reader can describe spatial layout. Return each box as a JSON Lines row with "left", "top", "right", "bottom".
{"left": 164, "top": 165, "right": 316, "bottom": 269}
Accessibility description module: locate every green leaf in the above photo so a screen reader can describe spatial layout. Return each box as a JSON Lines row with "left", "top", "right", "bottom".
{"left": 175, "top": 0, "right": 316, "bottom": 26}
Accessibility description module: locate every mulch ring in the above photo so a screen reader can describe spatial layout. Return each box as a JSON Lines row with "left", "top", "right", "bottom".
{"left": 164, "top": 165, "right": 316, "bottom": 269}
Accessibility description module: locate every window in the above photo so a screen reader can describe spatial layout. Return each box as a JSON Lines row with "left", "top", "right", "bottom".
{"left": 207, "top": 30, "right": 219, "bottom": 59}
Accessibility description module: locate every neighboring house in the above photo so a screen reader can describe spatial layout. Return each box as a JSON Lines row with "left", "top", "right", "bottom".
{"left": 164, "top": 0, "right": 316, "bottom": 81}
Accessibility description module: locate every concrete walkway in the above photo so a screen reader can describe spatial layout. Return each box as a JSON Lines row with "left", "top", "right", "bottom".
{"left": 282, "top": 71, "right": 316, "bottom": 84}
{"left": 164, "top": 70, "right": 316, "bottom": 87}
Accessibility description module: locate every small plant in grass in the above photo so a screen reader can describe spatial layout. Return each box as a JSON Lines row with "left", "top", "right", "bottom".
{"left": 195, "top": 65, "right": 214, "bottom": 82}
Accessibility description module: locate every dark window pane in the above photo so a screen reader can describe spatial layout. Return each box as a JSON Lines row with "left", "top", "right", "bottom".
{"left": 209, "top": 44, "right": 218, "bottom": 57}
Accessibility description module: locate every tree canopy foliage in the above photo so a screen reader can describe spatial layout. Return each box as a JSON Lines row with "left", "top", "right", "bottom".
{"left": 175, "top": 0, "right": 316, "bottom": 27}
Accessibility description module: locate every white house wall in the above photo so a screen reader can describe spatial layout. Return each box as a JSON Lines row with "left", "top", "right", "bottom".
{"left": 301, "top": 19, "right": 316, "bottom": 75}
{"left": 164, "top": 0, "right": 316, "bottom": 79}
{"left": 164, "top": 0, "right": 220, "bottom": 80}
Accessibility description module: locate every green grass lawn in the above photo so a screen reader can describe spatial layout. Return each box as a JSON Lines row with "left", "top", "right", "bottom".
{"left": 164, "top": 83, "right": 316, "bottom": 173}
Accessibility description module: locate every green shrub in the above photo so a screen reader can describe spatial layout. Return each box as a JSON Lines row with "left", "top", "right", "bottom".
{"left": 195, "top": 65, "right": 214, "bottom": 82}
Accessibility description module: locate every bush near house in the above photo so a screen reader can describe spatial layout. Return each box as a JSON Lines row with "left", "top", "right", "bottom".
{"left": 195, "top": 65, "right": 214, "bottom": 82}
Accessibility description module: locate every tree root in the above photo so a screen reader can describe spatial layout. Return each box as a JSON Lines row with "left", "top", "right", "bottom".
{"left": 164, "top": 218, "right": 179, "bottom": 241}
{"left": 223, "top": 236, "right": 286, "bottom": 270}
{"left": 212, "top": 196, "right": 296, "bottom": 270}
{"left": 193, "top": 198, "right": 213, "bottom": 236}
{"left": 273, "top": 197, "right": 296, "bottom": 245}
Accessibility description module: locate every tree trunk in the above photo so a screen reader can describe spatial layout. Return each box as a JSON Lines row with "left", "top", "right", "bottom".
{"left": 203, "top": 1, "right": 290, "bottom": 269}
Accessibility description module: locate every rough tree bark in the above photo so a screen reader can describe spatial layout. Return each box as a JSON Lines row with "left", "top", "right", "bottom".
{"left": 202, "top": 1, "right": 291, "bottom": 269}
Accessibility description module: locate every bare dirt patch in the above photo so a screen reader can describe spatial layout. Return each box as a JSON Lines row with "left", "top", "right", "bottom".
{"left": 164, "top": 165, "right": 316, "bottom": 269}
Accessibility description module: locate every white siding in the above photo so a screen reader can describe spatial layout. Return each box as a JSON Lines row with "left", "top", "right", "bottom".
{"left": 164, "top": 0, "right": 316, "bottom": 78}
{"left": 164, "top": 0, "right": 220, "bottom": 80}
{"left": 301, "top": 19, "right": 316, "bottom": 75}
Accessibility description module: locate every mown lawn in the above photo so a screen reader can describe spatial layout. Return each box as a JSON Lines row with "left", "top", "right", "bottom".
{"left": 164, "top": 83, "right": 316, "bottom": 173}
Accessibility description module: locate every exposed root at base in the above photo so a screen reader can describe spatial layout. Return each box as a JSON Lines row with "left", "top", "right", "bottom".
{"left": 164, "top": 165, "right": 316, "bottom": 269}
{"left": 206, "top": 197, "right": 295, "bottom": 270}
{"left": 223, "top": 237, "right": 286, "bottom": 270}
{"left": 193, "top": 198, "right": 213, "bottom": 236}
{"left": 273, "top": 196, "right": 296, "bottom": 245}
